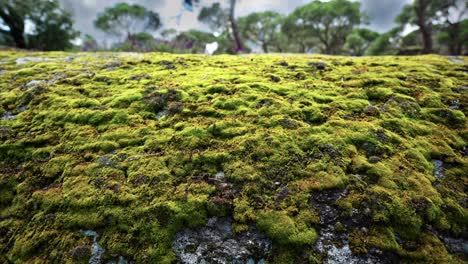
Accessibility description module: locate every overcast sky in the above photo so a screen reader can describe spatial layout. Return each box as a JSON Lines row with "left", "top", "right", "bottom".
{"left": 60, "top": 0, "right": 412, "bottom": 44}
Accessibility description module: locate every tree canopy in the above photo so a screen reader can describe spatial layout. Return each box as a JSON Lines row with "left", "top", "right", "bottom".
{"left": 94, "top": 3, "right": 161, "bottom": 38}
{"left": 285, "top": 0, "right": 364, "bottom": 54}
{"left": 1, "top": 0, "right": 466, "bottom": 55}
{"left": 238, "top": 11, "right": 284, "bottom": 53}
{"left": 345, "top": 28, "right": 379, "bottom": 56}
{"left": 197, "top": 0, "right": 244, "bottom": 53}
{"left": 396, "top": 0, "right": 467, "bottom": 54}
{"left": 0, "top": 0, "right": 78, "bottom": 50}
{"left": 198, "top": 2, "right": 229, "bottom": 31}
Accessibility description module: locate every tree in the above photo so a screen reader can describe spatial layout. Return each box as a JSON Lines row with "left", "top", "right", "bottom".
{"left": 397, "top": 1, "right": 432, "bottom": 54}
{"left": 238, "top": 11, "right": 284, "bottom": 53}
{"left": 81, "top": 34, "right": 98, "bottom": 51}
{"left": 366, "top": 27, "right": 401, "bottom": 55}
{"left": 198, "top": 2, "right": 229, "bottom": 31}
{"left": 27, "top": 1, "right": 79, "bottom": 51}
{"left": 228, "top": 0, "right": 243, "bottom": 52}
{"left": 268, "top": 31, "right": 290, "bottom": 53}
{"left": 94, "top": 3, "right": 161, "bottom": 39}
{"left": 161, "top": 29, "right": 178, "bottom": 41}
{"left": 173, "top": 30, "right": 217, "bottom": 53}
{"left": 0, "top": 0, "right": 27, "bottom": 48}
{"left": 396, "top": 0, "right": 459, "bottom": 54}
{"left": 285, "top": 0, "right": 364, "bottom": 55}
{"left": 344, "top": 28, "right": 379, "bottom": 56}
{"left": 0, "top": 0, "right": 78, "bottom": 50}
{"left": 198, "top": 1, "right": 244, "bottom": 53}
{"left": 282, "top": 12, "right": 316, "bottom": 53}
{"left": 437, "top": 0, "right": 467, "bottom": 55}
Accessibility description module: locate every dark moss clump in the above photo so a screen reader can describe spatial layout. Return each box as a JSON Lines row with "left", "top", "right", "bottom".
{"left": 422, "top": 108, "right": 466, "bottom": 128}
{"left": 145, "top": 88, "right": 182, "bottom": 113}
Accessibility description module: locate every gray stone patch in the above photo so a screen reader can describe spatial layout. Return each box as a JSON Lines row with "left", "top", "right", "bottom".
{"left": 452, "top": 86, "right": 468, "bottom": 94}
{"left": 1, "top": 106, "right": 26, "bottom": 120}
{"left": 449, "top": 100, "right": 460, "bottom": 110}
{"left": 81, "top": 230, "right": 105, "bottom": 264}
{"left": 97, "top": 155, "right": 119, "bottom": 168}
{"left": 1, "top": 111, "right": 17, "bottom": 120}
{"left": 118, "top": 52, "right": 144, "bottom": 59}
{"left": 103, "top": 61, "right": 121, "bottom": 71}
{"left": 48, "top": 73, "right": 68, "bottom": 84}
{"left": 173, "top": 217, "right": 271, "bottom": 264}
{"left": 447, "top": 56, "right": 465, "bottom": 64}
{"left": 441, "top": 236, "right": 468, "bottom": 256}
{"left": 106, "top": 255, "right": 133, "bottom": 264}
{"left": 157, "top": 110, "right": 168, "bottom": 120}
{"left": 313, "top": 189, "right": 394, "bottom": 264}
{"left": 432, "top": 160, "right": 444, "bottom": 179}
{"left": 215, "top": 171, "right": 226, "bottom": 181}
{"left": 16, "top": 56, "right": 56, "bottom": 65}
{"left": 65, "top": 55, "right": 79, "bottom": 63}
{"left": 25, "top": 80, "right": 46, "bottom": 88}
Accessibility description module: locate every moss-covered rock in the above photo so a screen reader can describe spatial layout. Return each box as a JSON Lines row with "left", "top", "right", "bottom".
{"left": 0, "top": 52, "right": 466, "bottom": 263}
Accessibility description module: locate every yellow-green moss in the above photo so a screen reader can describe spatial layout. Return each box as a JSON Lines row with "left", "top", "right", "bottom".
{"left": 0, "top": 52, "right": 466, "bottom": 263}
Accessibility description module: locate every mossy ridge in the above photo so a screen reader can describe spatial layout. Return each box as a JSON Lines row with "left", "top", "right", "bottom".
{"left": 0, "top": 52, "right": 467, "bottom": 263}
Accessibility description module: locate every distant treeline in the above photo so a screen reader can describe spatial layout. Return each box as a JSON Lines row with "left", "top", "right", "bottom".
{"left": 0, "top": 0, "right": 467, "bottom": 55}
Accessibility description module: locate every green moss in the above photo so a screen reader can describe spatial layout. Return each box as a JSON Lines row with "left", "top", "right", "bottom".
{"left": 212, "top": 98, "right": 246, "bottom": 110}
{"left": 422, "top": 108, "right": 466, "bottom": 128}
{"left": 206, "top": 85, "right": 229, "bottom": 94}
{"left": 256, "top": 210, "right": 317, "bottom": 246}
{"left": 79, "top": 140, "right": 119, "bottom": 153}
{"left": 0, "top": 52, "right": 466, "bottom": 263}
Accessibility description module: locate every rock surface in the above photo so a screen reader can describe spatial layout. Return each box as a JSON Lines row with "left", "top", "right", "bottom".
{"left": 81, "top": 230, "right": 105, "bottom": 264}
{"left": 173, "top": 217, "right": 271, "bottom": 264}
{"left": 432, "top": 159, "right": 444, "bottom": 179}
{"left": 313, "top": 189, "right": 396, "bottom": 264}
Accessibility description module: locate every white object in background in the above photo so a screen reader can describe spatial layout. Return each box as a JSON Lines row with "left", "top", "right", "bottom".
{"left": 205, "top": 42, "right": 219, "bottom": 55}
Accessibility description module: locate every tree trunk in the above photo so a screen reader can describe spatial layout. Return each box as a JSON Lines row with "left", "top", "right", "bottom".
{"left": 0, "top": 6, "right": 26, "bottom": 49}
{"left": 229, "top": 0, "right": 243, "bottom": 53}
{"left": 420, "top": 25, "right": 433, "bottom": 54}
{"left": 415, "top": 0, "right": 433, "bottom": 54}
{"left": 261, "top": 42, "right": 268, "bottom": 53}
{"left": 448, "top": 22, "right": 461, "bottom": 55}
{"left": 8, "top": 25, "right": 26, "bottom": 48}
{"left": 299, "top": 42, "right": 306, "bottom": 53}
{"left": 324, "top": 44, "right": 332, "bottom": 55}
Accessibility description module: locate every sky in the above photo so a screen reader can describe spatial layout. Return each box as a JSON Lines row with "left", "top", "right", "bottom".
{"left": 60, "top": 0, "right": 412, "bottom": 45}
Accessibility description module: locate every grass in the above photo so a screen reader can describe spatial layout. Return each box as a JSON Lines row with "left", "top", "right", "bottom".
{"left": 0, "top": 51, "right": 467, "bottom": 263}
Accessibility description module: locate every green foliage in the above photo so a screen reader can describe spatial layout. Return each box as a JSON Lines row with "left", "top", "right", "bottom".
{"left": 26, "top": 0, "right": 79, "bottom": 51}
{"left": 366, "top": 31, "right": 398, "bottom": 55}
{"left": 238, "top": 11, "right": 285, "bottom": 53}
{"left": 0, "top": 0, "right": 79, "bottom": 50}
{"left": 281, "top": 11, "right": 316, "bottom": 53}
{"left": 94, "top": 3, "right": 161, "bottom": 37}
{"left": 345, "top": 28, "right": 379, "bottom": 56}
{"left": 198, "top": 2, "right": 229, "bottom": 31}
{"left": 285, "top": 0, "right": 364, "bottom": 54}
{"left": 197, "top": 1, "right": 244, "bottom": 54}
{"left": 173, "top": 30, "right": 217, "bottom": 53}
{"left": 395, "top": 0, "right": 467, "bottom": 54}
{"left": 257, "top": 210, "right": 317, "bottom": 246}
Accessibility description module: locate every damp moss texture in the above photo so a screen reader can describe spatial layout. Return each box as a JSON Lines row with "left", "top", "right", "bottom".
{"left": 0, "top": 52, "right": 467, "bottom": 263}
